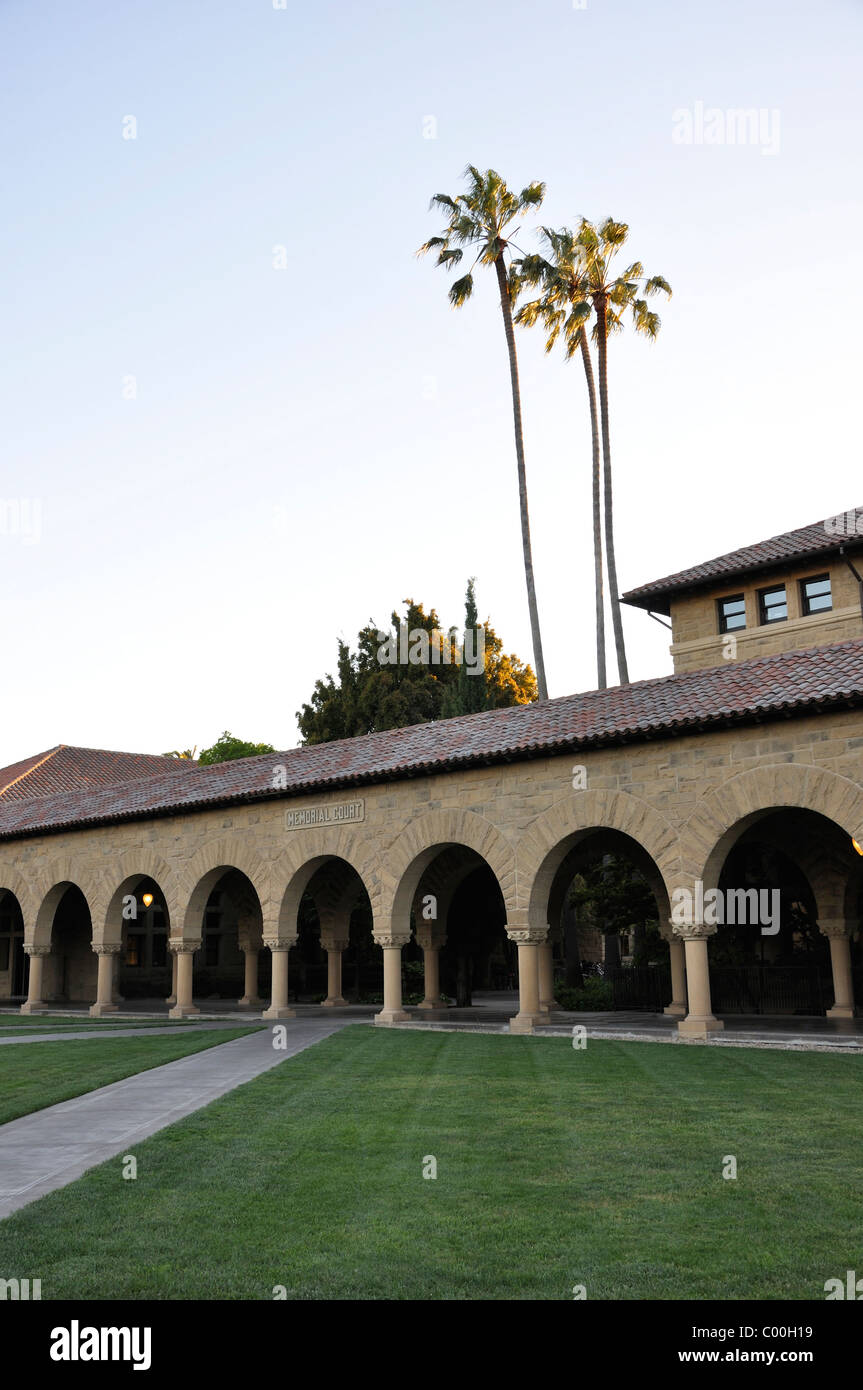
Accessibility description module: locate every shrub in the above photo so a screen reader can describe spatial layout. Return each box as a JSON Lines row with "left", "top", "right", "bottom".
{"left": 554, "top": 977, "right": 613, "bottom": 1011}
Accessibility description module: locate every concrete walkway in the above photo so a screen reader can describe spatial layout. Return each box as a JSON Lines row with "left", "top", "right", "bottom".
{"left": 0, "top": 1018, "right": 353, "bottom": 1221}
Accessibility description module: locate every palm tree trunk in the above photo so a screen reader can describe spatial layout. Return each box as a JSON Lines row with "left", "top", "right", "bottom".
{"left": 595, "top": 294, "right": 629, "bottom": 685}
{"left": 495, "top": 256, "right": 549, "bottom": 700}
{"left": 580, "top": 332, "right": 606, "bottom": 689}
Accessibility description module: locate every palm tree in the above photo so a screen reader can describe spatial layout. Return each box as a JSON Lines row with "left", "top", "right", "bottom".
{"left": 575, "top": 217, "right": 671, "bottom": 685}
{"left": 418, "top": 166, "right": 549, "bottom": 701}
{"left": 514, "top": 229, "right": 607, "bottom": 690}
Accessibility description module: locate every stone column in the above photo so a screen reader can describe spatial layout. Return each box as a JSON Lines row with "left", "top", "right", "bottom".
{"left": 321, "top": 937, "right": 348, "bottom": 1007}
{"left": 660, "top": 921, "right": 687, "bottom": 1018}
{"left": 374, "top": 934, "right": 411, "bottom": 1025}
{"left": 111, "top": 950, "right": 125, "bottom": 1005}
{"left": 20, "top": 944, "right": 51, "bottom": 1015}
{"left": 416, "top": 923, "right": 446, "bottom": 1010}
{"left": 263, "top": 940, "right": 297, "bottom": 1019}
{"left": 676, "top": 923, "right": 723, "bottom": 1038}
{"left": 822, "top": 921, "right": 857, "bottom": 1018}
{"left": 239, "top": 947, "right": 262, "bottom": 1008}
{"left": 90, "top": 944, "right": 121, "bottom": 1016}
{"left": 168, "top": 942, "right": 201, "bottom": 1019}
{"left": 538, "top": 940, "right": 560, "bottom": 1013}
{"left": 166, "top": 951, "right": 178, "bottom": 1006}
{"left": 508, "top": 929, "right": 547, "bottom": 1034}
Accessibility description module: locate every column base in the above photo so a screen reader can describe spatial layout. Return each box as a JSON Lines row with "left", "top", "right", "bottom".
{"left": 321, "top": 996, "right": 346, "bottom": 1008}
{"left": 374, "top": 1008, "right": 410, "bottom": 1025}
{"left": 238, "top": 996, "right": 263, "bottom": 1008}
{"left": 509, "top": 1011, "right": 546, "bottom": 1034}
{"left": 539, "top": 999, "right": 561, "bottom": 1013}
{"left": 826, "top": 1004, "right": 857, "bottom": 1019}
{"left": 165, "top": 995, "right": 177, "bottom": 1006}
{"left": 418, "top": 997, "right": 447, "bottom": 1010}
{"left": 663, "top": 1001, "right": 687, "bottom": 1017}
{"left": 677, "top": 1015, "right": 724, "bottom": 1039}
{"left": 262, "top": 1005, "right": 296, "bottom": 1020}
{"left": 89, "top": 1001, "right": 119, "bottom": 1017}
{"left": 168, "top": 1003, "right": 201, "bottom": 1019}
{"left": 19, "top": 1001, "right": 46, "bottom": 1015}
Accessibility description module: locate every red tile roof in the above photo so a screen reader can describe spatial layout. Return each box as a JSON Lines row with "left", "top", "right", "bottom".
{"left": 0, "top": 746, "right": 198, "bottom": 802}
{"left": 1, "top": 639, "right": 862, "bottom": 842}
{"left": 622, "top": 507, "right": 863, "bottom": 613}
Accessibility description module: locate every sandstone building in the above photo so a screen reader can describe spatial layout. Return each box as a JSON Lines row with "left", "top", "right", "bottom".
{"left": 1, "top": 506, "right": 862, "bottom": 1038}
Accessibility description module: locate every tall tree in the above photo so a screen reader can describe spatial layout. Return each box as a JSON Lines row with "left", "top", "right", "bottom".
{"left": 418, "top": 166, "right": 550, "bottom": 700}
{"left": 515, "top": 229, "right": 607, "bottom": 689}
{"left": 297, "top": 592, "right": 535, "bottom": 744}
{"left": 442, "top": 577, "right": 487, "bottom": 716}
{"left": 575, "top": 217, "right": 671, "bottom": 684}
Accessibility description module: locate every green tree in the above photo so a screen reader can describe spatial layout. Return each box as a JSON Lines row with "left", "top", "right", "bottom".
{"left": 418, "top": 166, "right": 549, "bottom": 700}
{"left": 442, "top": 578, "right": 487, "bottom": 716}
{"left": 575, "top": 217, "right": 671, "bottom": 685}
{"left": 515, "top": 228, "right": 607, "bottom": 689}
{"left": 198, "top": 732, "right": 276, "bottom": 765}
{"left": 297, "top": 589, "right": 536, "bottom": 745}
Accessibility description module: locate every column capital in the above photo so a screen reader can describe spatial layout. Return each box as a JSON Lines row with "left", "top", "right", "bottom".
{"left": 415, "top": 923, "right": 446, "bottom": 951}
{"left": 169, "top": 939, "right": 202, "bottom": 954}
{"left": 23, "top": 943, "right": 52, "bottom": 957}
{"left": 672, "top": 922, "right": 718, "bottom": 941}
{"left": 265, "top": 936, "right": 297, "bottom": 953}
{"left": 93, "top": 942, "right": 122, "bottom": 956}
{"left": 321, "top": 936, "right": 349, "bottom": 954}
{"left": 373, "top": 933, "right": 411, "bottom": 950}
{"left": 505, "top": 928, "right": 547, "bottom": 946}
{"left": 819, "top": 920, "right": 853, "bottom": 941}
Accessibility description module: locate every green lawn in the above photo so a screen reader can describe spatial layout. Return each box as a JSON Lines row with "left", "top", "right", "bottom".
{"left": 1, "top": 1026, "right": 861, "bottom": 1300}
{"left": 0, "top": 1016, "right": 204, "bottom": 1033}
{"left": 0, "top": 1028, "right": 261, "bottom": 1126}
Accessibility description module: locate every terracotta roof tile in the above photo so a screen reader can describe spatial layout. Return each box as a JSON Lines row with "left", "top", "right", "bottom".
{"left": 622, "top": 507, "right": 863, "bottom": 612}
{"left": 2, "top": 639, "right": 863, "bottom": 842}
{"left": 0, "top": 745, "right": 198, "bottom": 802}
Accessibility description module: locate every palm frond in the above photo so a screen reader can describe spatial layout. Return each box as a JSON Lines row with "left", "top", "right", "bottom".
{"left": 448, "top": 273, "right": 474, "bottom": 307}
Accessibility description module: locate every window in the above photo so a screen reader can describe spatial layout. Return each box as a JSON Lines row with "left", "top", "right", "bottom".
{"left": 126, "top": 934, "right": 144, "bottom": 967}
{"left": 758, "top": 585, "right": 787, "bottom": 624}
{"left": 801, "top": 574, "right": 832, "bottom": 615}
{"left": 718, "top": 594, "right": 746, "bottom": 633}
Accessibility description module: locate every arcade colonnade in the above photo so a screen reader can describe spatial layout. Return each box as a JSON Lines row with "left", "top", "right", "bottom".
{"left": 3, "top": 764, "right": 863, "bottom": 1037}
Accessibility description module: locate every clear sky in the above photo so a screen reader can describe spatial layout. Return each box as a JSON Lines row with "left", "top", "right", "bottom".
{"left": 1, "top": 0, "right": 861, "bottom": 768}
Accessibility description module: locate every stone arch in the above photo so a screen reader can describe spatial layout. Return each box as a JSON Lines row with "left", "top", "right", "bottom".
{"left": 92, "top": 851, "right": 180, "bottom": 947}
{"left": 30, "top": 863, "right": 96, "bottom": 949}
{"left": 0, "top": 867, "right": 39, "bottom": 929}
{"left": 683, "top": 764, "right": 863, "bottom": 891}
{"left": 178, "top": 838, "right": 274, "bottom": 941}
{"left": 379, "top": 809, "right": 517, "bottom": 935}
{"left": 515, "top": 790, "right": 680, "bottom": 934}
{"left": 270, "top": 826, "right": 380, "bottom": 940}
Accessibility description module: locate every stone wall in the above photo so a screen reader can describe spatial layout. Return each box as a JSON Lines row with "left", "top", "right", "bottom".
{"left": 669, "top": 559, "right": 862, "bottom": 672}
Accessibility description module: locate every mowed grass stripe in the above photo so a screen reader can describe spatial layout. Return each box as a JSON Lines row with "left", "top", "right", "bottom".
{"left": 0, "top": 1026, "right": 860, "bottom": 1300}
{"left": 0, "top": 1028, "right": 262, "bottom": 1126}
